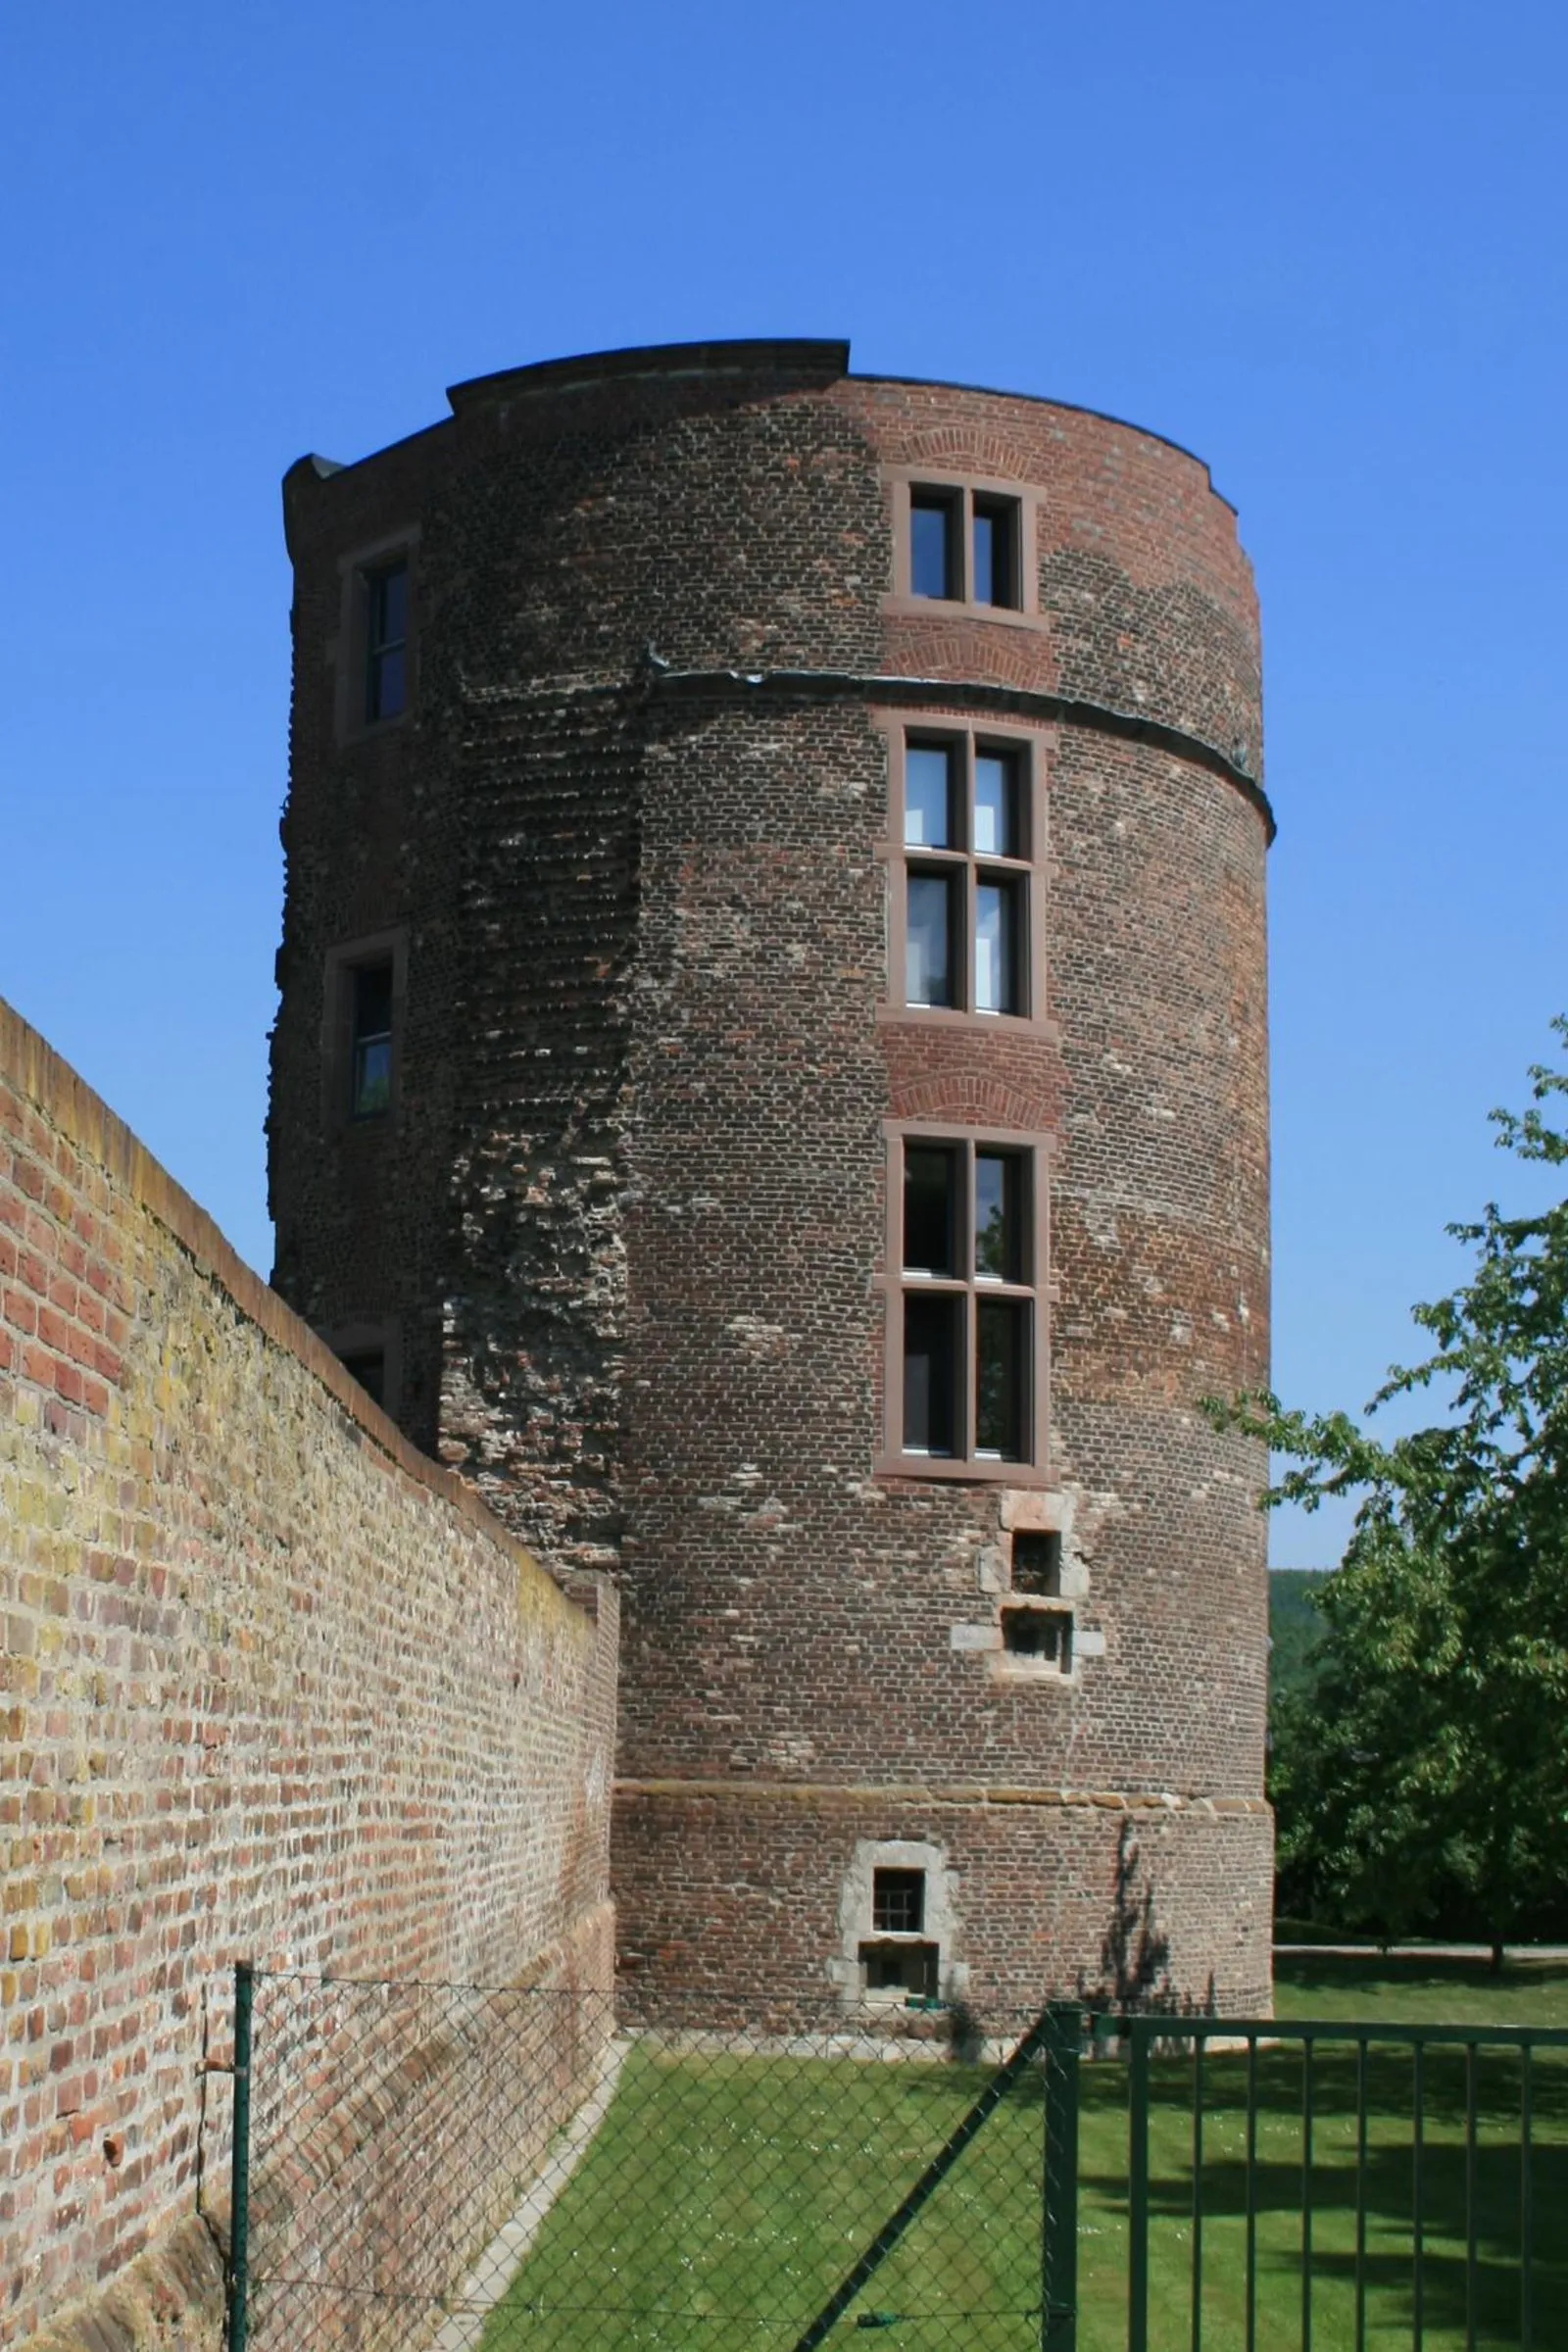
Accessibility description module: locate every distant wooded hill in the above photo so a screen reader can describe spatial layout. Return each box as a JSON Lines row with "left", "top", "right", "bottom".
{"left": 1269, "top": 1569, "right": 1332, "bottom": 1712}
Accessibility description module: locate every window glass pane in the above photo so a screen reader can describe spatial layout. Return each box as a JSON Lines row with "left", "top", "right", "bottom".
{"left": 974, "top": 1152, "right": 1024, "bottom": 1282}
{"left": 910, "top": 497, "right": 954, "bottom": 599}
{"left": 367, "top": 563, "right": 408, "bottom": 719}
{"left": 973, "top": 500, "right": 1017, "bottom": 608}
{"left": 973, "top": 510, "right": 998, "bottom": 607}
{"left": 904, "top": 1294, "right": 959, "bottom": 1455}
{"left": 905, "top": 1147, "right": 956, "bottom": 1275}
{"left": 373, "top": 564, "right": 408, "bottom": 647}
{"left": 353, "top": 1036, "right": 392, "bottom": 1117}
{"left": 906, "top": 873, "right": 956, "bottom": 1007}
{"left": 351, "top": 962, "right": 393, "bottom": 1115}
{"left": 354, "top": 963, "right": 393, "bottom": 1041}
{"left": 975, "top": 879, "right": 1022, "bottom": 1014}
{"left": 905, "top": 745, "right": 955, "bottom": 848}
{"left": 370, "top": 645, "right": 407, "bottom": 721}
{"left": 976, "top": 1298, "right": 1028, "bottom": 1459}
{"left": 973, "top": 753, "right": 1020, "bottom": 858}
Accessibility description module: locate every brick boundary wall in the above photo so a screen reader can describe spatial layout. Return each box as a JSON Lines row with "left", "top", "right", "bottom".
{"left": 241, "top": 1932, "right": 613, "bottom": 2352}
{"left": 0, "top": 998, "right": 618, "bottom": 2352}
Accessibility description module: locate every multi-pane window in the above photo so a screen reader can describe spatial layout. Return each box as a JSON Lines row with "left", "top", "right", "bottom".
{"left": 903, "top": 737, "right": 1030, "bottom": 1017}
{"left": 898, "top": 1138, "right": 1037, "bottom": 1464}
{"left": 365, "top": 560, "right": 408, "bottom": 722}
{"left": 909, "top": 485, "right": 1021, "bottom": 609}
{"left": 350, "top": 961, "right": 394, "bottom": 1118}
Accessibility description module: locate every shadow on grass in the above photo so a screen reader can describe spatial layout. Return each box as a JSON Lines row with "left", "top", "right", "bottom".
{"left": 1275, "top": 1949, "right": 1568, "bottom": 2030}
{"left": 462, "top": 1990, "right": 1568, "bottom": 2352}
{"left": 1078, "top": 2042, "right": 1568, "bottom": 2350}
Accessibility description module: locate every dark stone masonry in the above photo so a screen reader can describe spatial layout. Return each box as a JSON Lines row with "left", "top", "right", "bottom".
{"left": 270, "top": 337, "right": 1274, "bottom": 2021}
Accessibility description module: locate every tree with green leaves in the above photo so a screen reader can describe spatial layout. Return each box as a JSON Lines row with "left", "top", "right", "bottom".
{"left": 1217, "top": 1021, "right": 1568, "bottom": 1962}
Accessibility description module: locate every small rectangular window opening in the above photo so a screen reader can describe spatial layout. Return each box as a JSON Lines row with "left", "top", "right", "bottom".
{"left": 366, "top": 561, "right": 408, "bottom": 721}
{"left": 862, "top": 1866, "right": 938, "bottom": 1998}
{"left": 871, "top": 1868, "right": 926, "bottom": 1935}
{"left": 1001, "top": 1603, "right": 1073, "bottom": 1670}
{"left": 1010, "top": 1530, "right": 1062, "bottom": 1595}
{"left": 337, "top": 1348, "right": 386, "bottom": 1408}
{"left": 859, "top": 1940, "right": 940, "bottom": 1997}
{"left": 974, "top": 1152, "right": 1024, "bottom": 1283}
{"left": 351, "top": 961, "right": 394, "bottom": 1118}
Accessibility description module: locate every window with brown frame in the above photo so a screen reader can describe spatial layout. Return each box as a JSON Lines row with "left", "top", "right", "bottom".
{"left": 909, "top": 484, "right": 1022, "bottom": 609}
{"left": 897, "top": 1136, "right": 1038, "bottom": 1465}
{"left": 901, "top": 735, "right": 1031, "bottom": 1017}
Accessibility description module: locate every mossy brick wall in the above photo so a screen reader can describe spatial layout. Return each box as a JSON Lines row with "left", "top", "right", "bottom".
{"left": 0, "top": 999, "right": 617, "bottom": 2352}
{"left": 270, "top": 343, "right": 1271, "bottom": 2022}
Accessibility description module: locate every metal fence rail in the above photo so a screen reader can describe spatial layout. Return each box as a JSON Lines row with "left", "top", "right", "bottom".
{"left": 223, "top": 1973, "right": 1567, "bottom": 2351}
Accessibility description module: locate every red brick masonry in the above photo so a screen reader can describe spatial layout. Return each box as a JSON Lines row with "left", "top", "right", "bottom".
{"left": 0, "top": 999, "right": 617, "bottom": 2351}
{"left": 270, "top": 342, "right": 1274, "bottom": 2025}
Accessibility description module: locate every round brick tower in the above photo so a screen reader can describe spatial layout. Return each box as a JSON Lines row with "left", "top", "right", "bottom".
{"left": 270, "top": 339, "right": 1272, "bottom": 2020}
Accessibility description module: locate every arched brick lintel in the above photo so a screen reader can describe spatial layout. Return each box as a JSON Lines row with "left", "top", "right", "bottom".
{"left": 889, "top": 1073, "right": 1054, "bottom": 1134}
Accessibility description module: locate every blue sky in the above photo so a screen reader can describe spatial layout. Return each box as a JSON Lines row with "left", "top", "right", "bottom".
{"left": 3, "top": 0, "right": 1563, "bottom": 1564}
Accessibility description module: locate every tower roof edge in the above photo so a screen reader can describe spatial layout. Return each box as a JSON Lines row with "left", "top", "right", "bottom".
{"left": 446, "top": 337, "right": 854, "bottom": 414}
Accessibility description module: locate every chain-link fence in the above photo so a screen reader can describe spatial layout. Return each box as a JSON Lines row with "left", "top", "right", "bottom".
{"left": 232, "top": 1971, "right": 1067, "bottom": 2351}
{"left": 228, "top": 1973, "right": 1567, "bottom": 2350}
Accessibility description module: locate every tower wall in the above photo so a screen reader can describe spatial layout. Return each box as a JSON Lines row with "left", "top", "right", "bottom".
{"left": 271, "top": 342, "right": 1273, "bottom": 2018}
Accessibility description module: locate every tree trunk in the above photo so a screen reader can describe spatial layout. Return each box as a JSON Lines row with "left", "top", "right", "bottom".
{"left": 1490, "top": 1936, "right": 1504, "bottom": 1975}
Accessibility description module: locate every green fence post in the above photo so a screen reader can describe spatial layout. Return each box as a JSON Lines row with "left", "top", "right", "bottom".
{"left": 227, "top": 1961, "right": 253, "bottom": 2352}
{"left": 1129, "top": 2025, "right": 1150, "bottom": 2352}
{"left": 1043, "top": 2003, "right": 1080, "bottom": 2352}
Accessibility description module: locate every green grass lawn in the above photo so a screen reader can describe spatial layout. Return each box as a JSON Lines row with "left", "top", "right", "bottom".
{"left": 475, "top": 1960, "right": 1568, "bottom": 2350}
{"left": 1275, "top": 1948, "right": 1568, "bottom": 2031}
